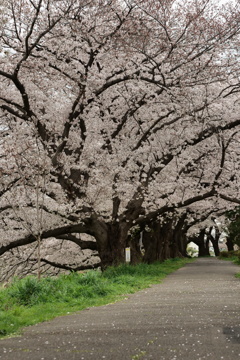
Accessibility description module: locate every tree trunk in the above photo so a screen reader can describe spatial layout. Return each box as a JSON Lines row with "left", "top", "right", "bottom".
{"left": 93, "top": 221, "right": 131, "bottom": 269}
{"left": 211, "top": 238, "right": 220, "bottom": 256}
{"left": 82, "top": 191, "right": 145, "bottom": 269}
{"left": 171, "top": 231, "right": 186, "bottom": 258}
{"left": 142, "top": 218, "right": 183, "bottom": 263}
{"left": 198, "top": 241, "right": 210, "bottom": 257}
{"left": 160, "top": 221, "right": 174, "bottom": 260}
{"left": 128, "top": 234, "right": 143, "bottom": 264}
{"left": 191, "top": 229, "right": 210, "bottom": 257}
{"left": 226, "top": 237, "right": 234, "bottom": 251}
{"left": 143, "top": 215, "right": 187, "bottom": 263}
{"left": 142, "top": 222, "right": 164, "bottom": 263}
{"left": 208, "top": 227, "right": 220, "bottom": 257}
{"left": 171, "top": 215, "right": 188, "bottom": 258}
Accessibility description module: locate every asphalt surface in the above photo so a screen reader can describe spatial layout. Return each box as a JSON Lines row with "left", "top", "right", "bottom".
{"left": 0, "top": 258, "right": 240, "bottom": 360}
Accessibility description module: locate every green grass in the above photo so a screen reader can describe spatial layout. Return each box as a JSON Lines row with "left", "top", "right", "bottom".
{"left": 218, "top": 250, "right": 240, "bottom": 263}
{"left": 0, "top": 258, "right": 193, "bottom": 338}
{"left": 218, "top": 250, "right": 240, "bottom": 279}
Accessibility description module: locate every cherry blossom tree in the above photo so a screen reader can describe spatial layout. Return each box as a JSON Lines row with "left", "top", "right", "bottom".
{"left": 0, "top": 0, "right": 240, "bottom": 270}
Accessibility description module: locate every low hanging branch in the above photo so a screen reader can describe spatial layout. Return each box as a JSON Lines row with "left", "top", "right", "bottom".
{"left": 31, "top": 257, "right": 101, "bottom": 272}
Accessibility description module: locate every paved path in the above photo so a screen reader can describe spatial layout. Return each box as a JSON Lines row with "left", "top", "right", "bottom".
{"left": 0, "top": 258, "right": 240, "bottom": 360}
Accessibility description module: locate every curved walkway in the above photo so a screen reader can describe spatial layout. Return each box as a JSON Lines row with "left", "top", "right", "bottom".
{"left": 0, "top": 258, "right": 240, "bottom": 360}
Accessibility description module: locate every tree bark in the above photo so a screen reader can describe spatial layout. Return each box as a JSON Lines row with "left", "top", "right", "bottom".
{"left": 93, "top": 221, "right": 131, "bottom": 269}
{"left": 143, "top": 218, "right": 184, "bottom": 263}
{"left": 142, "top": 222, "right": 164, "bottom": 263}
{"left": 142, "top": 217, "right": 185, "bottom": 263}
{"left": 211, "top": 238, "right": 220, "bottom": 256}
{"left": 226, "top": 237, "right": 234, "bottom": 251}
{"left": 127, "top": 234, "right": 143, "bottom": 264}
{"left": 193, "top": 229, "right": 210, "bottom": 257}
{"left": 171, "top": 215, "right": 188, "bottom": 258}
{"left": 205, "top": 227, "right": 220, "bottom": 257}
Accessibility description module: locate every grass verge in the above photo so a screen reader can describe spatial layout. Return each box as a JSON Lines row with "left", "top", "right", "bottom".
{"left": 218, "top": 250, "right": 240, "bottom": 279}
{"left": 0, "top": 258, "right": 193, "bottom": 338}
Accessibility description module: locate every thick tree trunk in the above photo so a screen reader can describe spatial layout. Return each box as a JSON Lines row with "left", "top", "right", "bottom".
{"left": 211, "top": 238, "right": 220, "bottom": 256}
{"left": 226, "top": 237, "right": 234, "bottom": 251}
{"left": 84, "top": 193, "right": 145, "bottom": 269}
{"left": 142, "top": 222, "right": 165, "bottom": 263}
{"left": 93, "top": 221, "right": 131, "bottom": 269}
{"left": 198, "top": 241, "right": 210, "bottom": 257}
{"left": 189, "top": 229, "right": 210, "bottom": 257}
{"left": 195, "top": 230, "right": 210, "bottom": 257}
{"left": 208, "top": 227, "right": 220, "bottom": 257}
{"left": 160, "top": 222, "right": 173, "bottom": 260}
{"left": 142, "top": 217, "right": 185, "bottom": 263}
{"left": 171, "top": 232, "right": 186, "bottom": 258}
{"left": 128, "top": 235, "right": 143, "bottom": 264}
{"left": 171, "top": 214, "right": 188, "bottom": 258}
